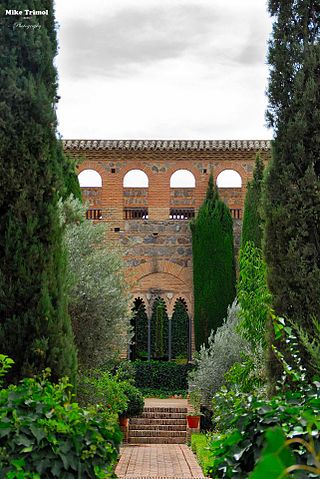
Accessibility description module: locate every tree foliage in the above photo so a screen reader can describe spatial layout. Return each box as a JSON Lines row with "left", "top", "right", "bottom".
{"left": 191, "top": 175, "right": 236, "bottom": 348}
{"left": 237, "top": 242, "right": 271, "bottom": 350}
{"left": 151, "top": 298, "right": 168, "bottom": 359}
{"left": 241, "top": 153, "right": 265, "bottom": 248}
{"left": 0, "top": 1, "right": 77, "bottom": 384}
{"left": 61, "top": 197, "right": 131, "bottom": 369}
{"left": 131, "top": 299, "right": 148, "bottom": 359}
{"left": 171, "top": 299, "right": 189, "bottom": 359}
{"left": 264, "top": 1, "right": 320, "bottom": 333}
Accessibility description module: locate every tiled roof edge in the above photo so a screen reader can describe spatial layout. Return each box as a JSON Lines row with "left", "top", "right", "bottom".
{"left": 62, "top": 139, "right": 271, "bottom": 151}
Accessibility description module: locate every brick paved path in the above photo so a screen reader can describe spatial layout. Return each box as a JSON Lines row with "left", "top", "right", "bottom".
{"left": 115, "top": 444, "right": 205, "bottom": 478}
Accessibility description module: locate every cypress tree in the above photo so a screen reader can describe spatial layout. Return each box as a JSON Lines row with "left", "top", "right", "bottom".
{"left": 241, "top": 153, "right": 265, "bottom": 248}
{"left": 264, "top": 1, "right": 320, "bottom": 334}
{"left": 154, "top": 302, "right": 165, "bottom": 359}
{"left": 132, "top": 299, "right": 148, "bottom": 359}
{"left": 0, "top": 1, "right": 77, "bottom": 383}
{"left": 191, "top": 175, "right": 236, "bottom": 349}
{"left": 171, "top": 299, "right": 189, "bottom": 359}
{"left": 62, "top": 154, "right": 82, "bottom": 201}
{"left": 151, "top": 298, "right": 168, "bottom": 359}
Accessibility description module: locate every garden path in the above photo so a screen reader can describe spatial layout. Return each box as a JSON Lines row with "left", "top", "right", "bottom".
{"left": 115, "top": 444, "right": 205, "bottom": 478}
{"left": 116, "top": 398, "right": 205, "bottom": 479}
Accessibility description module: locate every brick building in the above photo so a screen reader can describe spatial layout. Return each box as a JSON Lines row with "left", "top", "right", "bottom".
{"left": 64, "top": 139, "right": 271, "bottom": 356}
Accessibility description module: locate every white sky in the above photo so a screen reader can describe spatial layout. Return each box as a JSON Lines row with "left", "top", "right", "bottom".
{"left": 55, "top": 0, "right": 273, "bottom": 140}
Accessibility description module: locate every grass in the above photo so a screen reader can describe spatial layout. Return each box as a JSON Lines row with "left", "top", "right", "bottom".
{"left": 191, "top": 433, "right": 212, "bottom": 475}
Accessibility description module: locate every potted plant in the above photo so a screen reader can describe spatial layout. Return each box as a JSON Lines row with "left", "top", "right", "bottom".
{"left": 187, "top": 390, "right": 202, "bottom": 428}
{"left": 119, "top": 383, "right": 144, "bottom": 427}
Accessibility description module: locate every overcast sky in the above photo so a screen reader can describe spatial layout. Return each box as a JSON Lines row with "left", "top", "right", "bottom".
{"left": 55, "top": 0, "right": 273, "bottom": 140}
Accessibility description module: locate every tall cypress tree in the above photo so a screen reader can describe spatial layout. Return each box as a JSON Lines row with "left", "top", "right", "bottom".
{"left": 241, "top": 153, "right": 265, "bottom": 248}
{"left": 0, "top": 1, "right": 77, "bottom": 383}
{"left": 191, "top": 175, "right": 236, "bottom": 349}
{"left": 264, "top": 1, "right": 320, "bottom": 335}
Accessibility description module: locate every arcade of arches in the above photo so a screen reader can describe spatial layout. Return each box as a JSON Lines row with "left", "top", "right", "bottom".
{"left": 64, "top": 139, "right": 271, "bottom": 354}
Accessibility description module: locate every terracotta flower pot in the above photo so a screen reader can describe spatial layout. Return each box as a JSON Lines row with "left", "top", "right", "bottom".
{"left": 187, "top": 415, "right": 200, "bottom": 428}
{"left": 119, "top": 416, "right": 129, "bottom": 428}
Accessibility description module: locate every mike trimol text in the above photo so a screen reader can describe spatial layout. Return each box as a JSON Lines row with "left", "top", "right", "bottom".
{"left": 5, "top": 10, "right": 48, "bottom": 16}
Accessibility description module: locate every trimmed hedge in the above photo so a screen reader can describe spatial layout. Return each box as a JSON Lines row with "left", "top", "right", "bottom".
{"left": 132, "top": 360, "right": 194, "bottom": 390}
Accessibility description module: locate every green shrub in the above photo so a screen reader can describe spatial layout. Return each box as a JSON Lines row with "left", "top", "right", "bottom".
{"left": 188, "top": 300, "right": 249, "bottom": 404}
{"left": 133, "top": 360, "right": 193, "bottom": 391}
{"left": 0, "top": 371, "right": 121, "bottom": 478}
{"left": 0, "top": 355, "right": 14, "bottom": 388}
{"left": 77, "top": 369, "right": 128, "bottom": 415}
{"left": 120, "top": 383, "right": 144, "bottom": 418}
{"left": 208, "top": 383, "right": 320, "bottom": 478}
{"left": 113, "top": 360, "right": 136, "bottom": 383}
{"left": 191, "top": 433, "right": 212, "bottom": 475}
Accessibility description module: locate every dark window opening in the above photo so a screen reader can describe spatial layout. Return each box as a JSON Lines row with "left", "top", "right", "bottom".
{"left": 111, "top": 168, "right": 116, "bottom": 173}
{"left": 114, "top": 227, "right": 120, "bottom": 232}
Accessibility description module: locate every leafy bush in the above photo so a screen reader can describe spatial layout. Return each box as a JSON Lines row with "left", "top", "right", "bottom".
{"left": 207, "top": 383, "right": 320, "bottom": 478}
{"left": 133, "top": 360, "right": 193, "bottom": 391}
{"left": 188, "top": 300, "right": 249, "bottom": 405}
{"left": 119, "top": 383, "right": 144, "bottom": 418}
{"left": 0, "top": 355, "right": 14, "bottom": 388}
{"left": 250, "top": 426, "right": 320, "bottom": 479}
{"left": 191, "top": 433, "right": 212, "bottom": 475}
{"left": 0, "top": 371, "right": 121, "bottom": 478}
{"left": 113, "top": 360, "right": 136, "bottom": 383}
{"left": 77, "top": 369, "right": 128, "bottom": 415}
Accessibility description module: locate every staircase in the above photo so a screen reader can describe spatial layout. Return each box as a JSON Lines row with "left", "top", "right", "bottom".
{"left": 128, "top": 406, "right": 188, "bottom": 444}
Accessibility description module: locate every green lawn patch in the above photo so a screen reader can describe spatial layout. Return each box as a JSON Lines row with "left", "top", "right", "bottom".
{"left": 191, "top": 433, "right": 212, "bottom": 475}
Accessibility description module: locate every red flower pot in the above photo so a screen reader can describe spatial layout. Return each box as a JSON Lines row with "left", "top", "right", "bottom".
{"left": 119, "top": 416, "right": 129, "bottom": 428}
{"left": 187, "top": 415, "right": 200, "bottom": 428}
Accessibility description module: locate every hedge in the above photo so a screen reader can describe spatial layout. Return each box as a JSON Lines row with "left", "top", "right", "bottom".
{"left": 132, "top": 360, "right": 194, "bottom": 390}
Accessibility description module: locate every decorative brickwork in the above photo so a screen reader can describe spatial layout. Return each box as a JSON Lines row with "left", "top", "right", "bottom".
{"left": 64, "top": 139, "right": 271, "bottom": 349}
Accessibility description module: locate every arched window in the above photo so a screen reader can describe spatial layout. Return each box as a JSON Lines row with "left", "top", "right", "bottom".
{"left": 123, "top": 169, "right": 149, "bottom": 188}
{"left": 170, "top": 169, "right": 196, "bottom": 188}
{"left": 216, "top": 170, "right": 242, "bottom": 188}
{"left": 78, "top": 169, "right": 102, "bottom": 187}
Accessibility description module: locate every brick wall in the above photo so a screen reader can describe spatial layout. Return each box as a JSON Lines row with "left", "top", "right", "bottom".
{"left": 65, "top": 141, "right": 270, "bottom": 326}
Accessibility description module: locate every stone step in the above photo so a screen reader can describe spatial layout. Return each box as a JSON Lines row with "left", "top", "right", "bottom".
{"left": 129, "top": 430, "right": 186, "bottom": 438}
{"left": 141, "top": 412, "right": 186, "bottom": 419}
{"left": 128, "top": 436, "right": 187, "bottom": 444}
{"left": 130, "top": 424, "right": 186, "bottom": 432}
{"left": 130, "top": 417, "right": 187, "bottom": 426}
{"left": 143, "top": 407, "right": 188, "bottom": 413}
